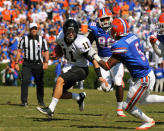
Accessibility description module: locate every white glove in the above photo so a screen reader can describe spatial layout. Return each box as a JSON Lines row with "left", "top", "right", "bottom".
{"left": 88, "top": 47, "right": 96, "bottom": 57}
{"left": 88, "top": 47, "right": 101, "bottom": 62}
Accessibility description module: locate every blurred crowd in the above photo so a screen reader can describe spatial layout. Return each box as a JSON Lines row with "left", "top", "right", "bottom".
{"left": 0, "top": 0, "right": 164, "bottom": 87}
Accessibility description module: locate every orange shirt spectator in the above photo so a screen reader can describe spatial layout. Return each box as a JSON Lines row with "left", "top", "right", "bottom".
{"left": 11, "top": 9, "right": 19, "bottom": 21}
{"left": 121, "top": 2, "right": 129, "bottom": 18}
{"left": 0, "top": 0, "right": 5, "bottom": 7}
{"left": 113, "top": 3, "right": 121, "bottom": 17}
{"left": 2, "top": 8, "right": 11, "bottom": 21}
{"left": 27, "top": 9, "right": 33, "bottom": 21}
{"left": 0, "top": 25, "right": 7, "bottom": 35}
{"left": 53, "top": 13, "right": 61, "bottom": 23}
{"left": 48, "top": 35, "right": 56, "bottom": 44}
{"left": 64, "top": 0, "right": 69, "bottom": 7}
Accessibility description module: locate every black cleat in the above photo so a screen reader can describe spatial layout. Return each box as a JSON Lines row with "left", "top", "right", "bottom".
{"left": 77, "top": 92, "right": 86, "bottom": 111}
{"left": 36, "top": 107, "right": 54, "bottom": 118}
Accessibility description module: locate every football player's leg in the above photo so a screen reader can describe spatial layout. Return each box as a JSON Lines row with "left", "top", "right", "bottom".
{"left": 36, "top": 76, "right": 64, "bottom": 117}
{"left": 111, "top": 63, "right": 125, "bottom": 117}
{"left": 61, "top": 66, "right": 88, "bottom": 111}
{"left": 123, "top": 101, "right": 155, "bottom": 130}
{"left": 138, "top": 71, "right": 164, "bottom": 104}
{"left": 48, "top": 76, "right": 64, "bottom": 113}
{"left": 123, "top": 74, "right": 155, "bottom": 129}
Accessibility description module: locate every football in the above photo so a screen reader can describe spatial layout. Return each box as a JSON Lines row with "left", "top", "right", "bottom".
{"left": 101, "top": 83, "right": 113, "bottom": 92}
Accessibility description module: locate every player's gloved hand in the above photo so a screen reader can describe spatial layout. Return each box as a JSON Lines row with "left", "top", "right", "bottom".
{"left": 88, "top": 47, "right": 101, "bottom": 62}
{"left": 98, "top": 77, "right": 112, "bottom": 92}
{"left": 149, "top": 36, "right": 157, "bottom": 45}
{"left": 88, "top": 47, "right": 97, "bottom": 58}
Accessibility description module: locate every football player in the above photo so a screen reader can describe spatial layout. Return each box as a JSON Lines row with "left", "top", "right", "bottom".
{"left": 36, "top": 19, "right": 108, "bottom": 118}
{"left": 88, "top": 8, "right": 126, "bottom": 117}
{"left": 89, "top": 18, "right": 164, "bottom": 129}
{"left": 149, "top": 13, "right": 164, "bottom": 57}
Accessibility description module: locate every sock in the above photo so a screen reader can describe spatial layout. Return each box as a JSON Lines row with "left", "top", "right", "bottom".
{"left": 49, "top": 97, "right": 59, "bottom": 112}
{"left": 72, "top": 93, "right": 80, "bottom": 101}
{"left": 144, "top": 95, "right": 164, "bottom": 104}
{"left": 117, "top": 102, "right": 123, "bottom": 110}
{"left": 130, "top": 106, "right": 152, "bottom": 122}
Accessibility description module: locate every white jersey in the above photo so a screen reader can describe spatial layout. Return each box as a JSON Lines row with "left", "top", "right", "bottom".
{"left": 56, "top": 32, "right": 91, "bottom": 67}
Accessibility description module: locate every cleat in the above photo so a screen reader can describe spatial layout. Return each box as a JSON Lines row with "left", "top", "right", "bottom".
{"left": 116, "top": 109, "right": 127, "bottom": 117}
{"left": 77, "top": 92, "right": 86, "bottom": 111}
{"left": 36, "top": 107, "right": 54, "bottom": 118}
{"left": 136, "top": 119, "right": 155, "bottom": 130}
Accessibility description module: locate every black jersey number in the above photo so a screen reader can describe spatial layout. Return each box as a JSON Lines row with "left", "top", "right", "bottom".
{"left": 83, "top": 42, "right": 90, "bottom": 49}
{"left": 63, "top": 48, "right": 76, "bottom": 62}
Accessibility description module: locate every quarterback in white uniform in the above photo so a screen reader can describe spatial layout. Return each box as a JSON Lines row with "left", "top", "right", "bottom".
{"left": 36, "top": 19, "right": 108, "bottom": 118}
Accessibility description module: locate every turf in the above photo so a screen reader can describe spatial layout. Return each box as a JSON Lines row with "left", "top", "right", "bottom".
{"left": 0, "top": 86, "right": 164, "bottom": 131}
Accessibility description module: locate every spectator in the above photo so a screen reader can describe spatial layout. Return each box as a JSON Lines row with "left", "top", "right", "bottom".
{"left": 133, "top": 1, "right": 142, "bottom": 21}
{"left": 120, "top": 1, "right": 129, "bottom": 19}
{"left": 1, "top": 65, "right": 15, "bottom": 86}
{"left": 154, "top": 62, "right": 164, "bottom": 92}
{"left": 113, "top": 2, "right": 121, "bottom": 17}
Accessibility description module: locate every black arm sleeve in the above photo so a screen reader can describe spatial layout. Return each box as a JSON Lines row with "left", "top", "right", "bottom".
{"left": 87, "top": 32, "right": 95, "bottom": 44}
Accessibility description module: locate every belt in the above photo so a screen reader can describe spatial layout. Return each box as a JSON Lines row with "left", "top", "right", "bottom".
{"left": 24, "top": 59, "right": 42, "bottom": 63}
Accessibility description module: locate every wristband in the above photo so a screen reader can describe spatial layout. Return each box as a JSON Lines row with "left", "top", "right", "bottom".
{"left": 95, "top": 67, "right": 102, "bottom": 77}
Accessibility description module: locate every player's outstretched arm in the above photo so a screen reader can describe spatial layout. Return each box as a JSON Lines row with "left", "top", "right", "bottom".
{"left": 99, "top": 55, "right": 120, "bottom": 71}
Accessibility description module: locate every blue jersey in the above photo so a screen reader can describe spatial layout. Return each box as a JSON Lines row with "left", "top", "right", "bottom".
{"left": 111, "top": 33, "right": 151, "bottom": 78}
{"left": 88, "top": 22, "right": 114, "bottom": 57}
{"left": 157, "top": 34, "right": 164, "bottom": 45}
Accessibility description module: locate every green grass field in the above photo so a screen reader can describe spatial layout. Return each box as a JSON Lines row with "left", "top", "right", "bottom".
{"left": 0, "top": 86, "right": 164, "bottom": 131}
